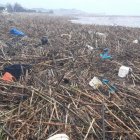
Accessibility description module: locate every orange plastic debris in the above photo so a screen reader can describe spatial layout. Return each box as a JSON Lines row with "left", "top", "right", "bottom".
{"left": 2, "top": 72, "right": 15, "bottom": 82}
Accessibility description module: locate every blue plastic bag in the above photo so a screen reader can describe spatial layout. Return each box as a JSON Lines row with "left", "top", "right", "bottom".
{"left": 10, "top": 28, "right": 25, "bottom": 36}
{"left": 100, "top": 48, "right": 112, "bottom": 60}
{"left": 100, "top": 53, "right": 112, "bottom": 60}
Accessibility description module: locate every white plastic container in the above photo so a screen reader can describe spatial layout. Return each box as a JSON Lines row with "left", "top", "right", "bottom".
{"left": 89, "top": 77, "right": 103, "bottom": 89}
{"left": 47, "top": 134, "right": 69, "bottom": 140}
{"left": 118, "top": 66, "right": 130, "bottom": 78}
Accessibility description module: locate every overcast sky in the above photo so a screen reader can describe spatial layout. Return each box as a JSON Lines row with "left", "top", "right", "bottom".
{"left": 1, "top": 0, "right": 140, "bottom": 15}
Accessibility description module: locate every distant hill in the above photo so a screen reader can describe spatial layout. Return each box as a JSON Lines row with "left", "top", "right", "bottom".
{"left": 32, "top": 8, "right": 87, "bottom": 16}
{"left": 32, "top": 8, "right": 48, "bottom": 13}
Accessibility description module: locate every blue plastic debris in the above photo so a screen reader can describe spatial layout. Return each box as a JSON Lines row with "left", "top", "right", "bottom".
{"left": 100, "top": 53, "right": 112, "bottom": 60}
{"left": 102, "top": 79, "right": 117, "bottom": 93}
{"left": 102, "top": 79, "right": 109, "bottom": 84}
{"left": 10, "top": 28, "right": 25, "bottom": 36}
{"left": 100, "top": 48, "right": 112, "bottom": 60}
{"left": 109, "top": 85, "right": 117, "bottom": 93}
{"left": 103, "top": 48, "right": 109, "bottom": 52}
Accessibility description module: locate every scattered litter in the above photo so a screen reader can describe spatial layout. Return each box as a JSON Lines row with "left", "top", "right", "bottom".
{"left": 132, "top": 39, "right": 138, "bottom": 44}
{"left": 63, "top": 78, "right": 70, "bottom": 84}
{"left": 102, "top": 79, "right": 117, "bottom": 93}
{"left": 0, "top": 14, "right": 140, "bottom": 140}
{"left": 86, "top": 44, "right": 94, "bottom": 51}
{"left": 10, "top": 28, "right": 25, "bottom": 36}
{"left": 47, "top": 134, "right": 69, "bottom": 140}
{"left": 100, "top": 48, "right": 112, "bottom": 60}
{"left": 95, "top": 32, "right": 107, "bottom": 43}
{"left": 3, "top": 64, "right": 32, "bottom": 80}
{"left": 102, "top": 79, "right": 110, "bottom": 85}
{"left": 1, "top": 72, "right": 15, "bottom": 82}
{"left": 96, "top": 32, "right": 107, "bottom": 37}
{"left": 87, "top": 31, "right": 107, "bottom": 43}
{"left": 41, "top": 36, "right": 48, "bottom": 45}
{"left": 89, "top": 77, "right": 103, "bottom": 89}
{"left": 118, "top": 66, "right": 131, "bottom": 78}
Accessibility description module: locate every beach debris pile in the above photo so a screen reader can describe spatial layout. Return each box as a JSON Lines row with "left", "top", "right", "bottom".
{"left": 0, "top": 13, "right": 140, "bottom": 140}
